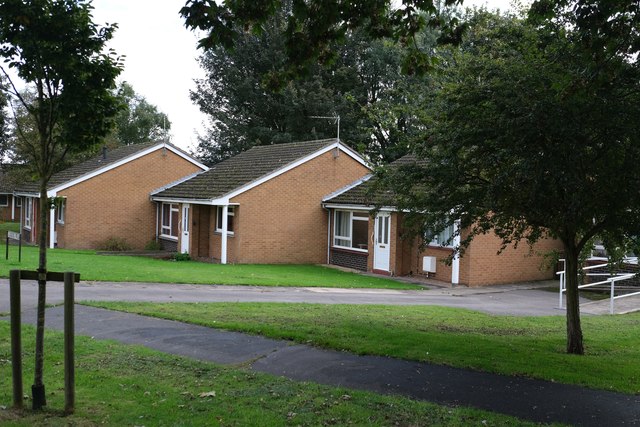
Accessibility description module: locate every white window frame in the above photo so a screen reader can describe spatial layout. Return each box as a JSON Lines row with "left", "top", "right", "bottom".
{"left": 333, "top": 210, "right": 369, "bottom": 253}
{"left": 15, "top": 196, "right": 21, "bottom": 207}
{"left": 0, "top": 194, "right": 8, "bottom": 207}
{"left": 160, "top": 202, "right": 179, "bottom": 240}
{"left": 427, "top": 224, "right": 456, "bottom": 248}
{"left": 216, "top": 206, "right": 235, "bottom": 235}
{"left": 25, "top": 197, "right": 32, "bottom": 230}
{"left": 57, "top": 200, "right": 65, "bottom": 224}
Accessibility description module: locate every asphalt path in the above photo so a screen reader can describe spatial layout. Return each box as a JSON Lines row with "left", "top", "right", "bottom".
{"left": 7, "top": 305, "right": 639, "bottom": 426}
{"left": 0, "top": 279, "right": 570, "bottom": 316}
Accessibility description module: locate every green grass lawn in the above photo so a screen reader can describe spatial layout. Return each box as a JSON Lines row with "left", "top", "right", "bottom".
{"left": 84, "top": 301, "right": 640, "bottom": 395}
{"left": 0, "top": 221, "right": 19, "bottom": 240}
{"left": 0, "top": 245, "right": 420, "bottom": 289}
{"left": 0, "top": 323, "right": 542, "bottom": 426}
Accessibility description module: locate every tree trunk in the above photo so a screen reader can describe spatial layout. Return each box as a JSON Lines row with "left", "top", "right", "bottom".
{"left": 563, "top": 241, "right": 584, "bottom": 355}
{"left": 32, "top": 183, "right": 49, "bottom": 409}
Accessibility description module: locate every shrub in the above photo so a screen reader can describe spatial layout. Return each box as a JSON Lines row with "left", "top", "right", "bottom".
{"left": 99, "top": 237, "right": 132, "bottom": 252}
{"left": 173, "top": 252, "right": 191, "bottom": 261}
{"left": 144, "top": 239, "right": 162, "bottom": 251}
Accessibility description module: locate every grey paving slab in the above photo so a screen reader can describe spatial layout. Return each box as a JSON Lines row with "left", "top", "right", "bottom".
{"left": 5, "top": 305, "right": 639, "bottom": 426}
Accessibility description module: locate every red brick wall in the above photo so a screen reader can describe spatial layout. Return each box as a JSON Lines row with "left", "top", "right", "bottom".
{"left": 223, "top": 150, "right": 369, "bottom": 264}
{"left": 56, "top": 149, "right": 202, "bottom": 250}
{"left": 397, "top": 228, "right": 561, "bottom": 286}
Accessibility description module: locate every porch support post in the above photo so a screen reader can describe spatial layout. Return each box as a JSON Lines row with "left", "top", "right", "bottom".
{"left": 221, "top": 204, "right": 228, "bottom": 264}
{"left": 49, "top": 197, "right": 55, "bottom": 249}
{"left": 451, "top": 220, "right": 461, "bottom": 285}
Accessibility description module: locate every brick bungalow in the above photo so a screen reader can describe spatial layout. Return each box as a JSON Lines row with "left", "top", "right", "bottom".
{"left": 0, "top": 165, "right": 25, "bottom": 222}
{"left": 150, "top": 138, "right": 370, "bottom": 263}
{"left": 322, "top": 159, "right": 562, "bottom": 287}
{"left": 14, "top": 141, "right": 207, "bottom": 249}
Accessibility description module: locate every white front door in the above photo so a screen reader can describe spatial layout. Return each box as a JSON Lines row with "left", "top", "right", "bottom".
{"left": 180, "top": 204, "right": 190, "bottom": 253}
{"left": 373, "top": 213, "right": 391, "bottom": 272}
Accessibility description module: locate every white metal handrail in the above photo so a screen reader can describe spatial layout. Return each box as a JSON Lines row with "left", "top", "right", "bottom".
{"left": 557, "top": 259, "right": 639, "bottom": 314}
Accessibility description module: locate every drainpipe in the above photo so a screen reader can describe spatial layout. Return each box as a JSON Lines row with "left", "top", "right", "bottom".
{"left": 11, "top": 194, "right": 15, "bottom": 221}
{"left": 324, "top": 206, "right": 331, "bottom": 264}
{"left": 221, "top": 204, "right": 228, "bottom": 264}
{"left": 155, "top": 202, "right": 159, "bottom": 242}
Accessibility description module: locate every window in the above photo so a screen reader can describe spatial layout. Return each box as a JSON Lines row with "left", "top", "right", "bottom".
{"left": 25, "top": 198, "right": 33, "bottom": 229}
{"left": 15, "top": 197, "right": 21, "bottom": 207}
{"left": 426, "top": 224, "right": 455, "bottom": 248}
{"left": 333, "top": 210, "right": 369, "bottom": 251}
{"left": 57, "top": 200, "right": 65, "bottom": 224}
{"left": 216, "top": 206, "right": 235, "bottom": 233}
{"left": 0, "top": 194, "right": 7, "bottom": 206}
{"left": 161, "top": 203, "right": 179, "bottom": 238}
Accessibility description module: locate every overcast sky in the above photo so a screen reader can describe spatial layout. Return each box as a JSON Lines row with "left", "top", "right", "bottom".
{"left": 12, "top": 0, "right": 525, "bottom": 153}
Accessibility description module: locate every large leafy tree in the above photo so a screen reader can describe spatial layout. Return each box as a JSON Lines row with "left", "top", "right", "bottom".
{"left": 181, "top": 0, "right": 465, "bottom": 78}
{"left": 191, "top": 3, "right": 429, "bottom": 164}
{"left": 379, "top": 10, "right": 640, "bottom": 355}
{"left": 112, "top": 81, "right": 171, "bottom": 146}
{"left": 0, "top": 0, "right": 122, "bottom": 409}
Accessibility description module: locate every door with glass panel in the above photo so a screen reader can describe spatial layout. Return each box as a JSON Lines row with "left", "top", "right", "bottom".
{"left": 373, "top": 213, "right": 391, "bottom": 271}
{"left": 180, "top": 204, "right": 190, "bottom": 253}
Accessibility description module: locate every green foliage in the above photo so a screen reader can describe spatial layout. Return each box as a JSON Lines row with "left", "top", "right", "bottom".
{"left": 89, "top": 301, "right": 640, "bottom": 394}
{"left": 192, "top": 4, "right": 433, "bottom": 164}
{"left": 172, "top": 251, "right": 191, "bottom": 261}
{"left": 99, "top": 237, "right": 132, "bottom": 252}
{"left": 180, "top": 0, "right": 466, "bottom": 80}
{"left": 113, "top": 81, "right": 171, "bottom": 145}
{"left": 377, "top": 9, "right": 640, "bottom": 354}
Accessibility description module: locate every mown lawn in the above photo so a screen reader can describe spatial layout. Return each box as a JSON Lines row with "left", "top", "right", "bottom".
{"left": 0, "top": 221, "right": 19, "bottom": 239}
{"left": 0, "top": 323, "right": 542, "bottom": 426}
{"left": 85, "top": 301, "right": 640, "bottom": 395}
{"left": 0, "top": 245, "right": 420, "bottom": 289}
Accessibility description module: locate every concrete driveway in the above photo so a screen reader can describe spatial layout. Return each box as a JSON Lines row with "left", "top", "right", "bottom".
{"left": 0, "top": 279, "right": 576, "bottom": 316}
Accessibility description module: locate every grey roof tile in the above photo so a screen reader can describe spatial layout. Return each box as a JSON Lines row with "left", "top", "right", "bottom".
{"left": 153, "top": 139, "right": 338, "bottom": 201}
{"left": 324, "top": 154, "right": 420, "bottom": 206}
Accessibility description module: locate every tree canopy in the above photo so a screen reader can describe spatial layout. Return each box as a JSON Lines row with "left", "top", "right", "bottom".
{"left": 191, "top": 3, "right": 434, "bottom": 164}
{"left": 181, "top": 0, "right": 465, "bottom": 78}
{"left": 112, "top": 81, "right": 171, "bottom": 146}
{"left": 379, "top": 9, "right": 640, "bottom": 354}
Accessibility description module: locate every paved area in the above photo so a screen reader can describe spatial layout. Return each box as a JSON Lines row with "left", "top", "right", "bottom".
{"left": 6, "top": 305, "right": 639, "bottom": 426}
{"left": 1, "top": 279, "right": 579, "bottom": 316}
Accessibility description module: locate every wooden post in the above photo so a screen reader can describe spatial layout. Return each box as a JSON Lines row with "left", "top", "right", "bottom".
{"left": 9, "top": 269, "right": 23, "bottom": 409}
{"left": 64, "top": 271, "right": 75, "bottom": 414}
{"left": 18, "top": 233, "right": 21, "bottom": 262}
{"left": 5, "top": 235, "right": 8, "bottom": 260}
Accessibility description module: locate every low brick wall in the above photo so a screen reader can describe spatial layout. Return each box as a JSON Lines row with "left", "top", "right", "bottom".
{"left": 330, "top": 248, "right": 368, "bottom": 271}
{"left": 159, "top": 238, "right": 178, "bottom": 252}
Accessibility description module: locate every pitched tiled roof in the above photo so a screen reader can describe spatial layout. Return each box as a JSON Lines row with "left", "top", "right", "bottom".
{"left": 153, "top": 139, "right": 339, "bottom": 201}
{"left": 323, "top": 154, "right": 420, "bottom": 206}
{"left": 0, "top": 164, "right": 28, "bottom": 193}
{"left": 16, "top": 141, "right": 178, "bottom": 193}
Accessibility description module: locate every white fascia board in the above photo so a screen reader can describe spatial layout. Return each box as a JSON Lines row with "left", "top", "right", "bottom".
{"left": 14, "top": 191, "right": 39, "bottom": 197}
{"left": 337, "top": 141, "right": 371, "bottom": 169}
{"left": 50, "top": 143, "right": 208, "bottom": 194}
{"left": 322, "top": 203, "right": 395, "bottom": 212}
{"left": 321, "top": 174, "right": 373, "bottom": 202}
{"left": 150, "top": 196, "right": 234, "bottom": 206}
{"left": 223, "top": 141, "right": 369, "bottom": 201}
{"left": 150, "top": 170, "right": 206, "bottom": 196}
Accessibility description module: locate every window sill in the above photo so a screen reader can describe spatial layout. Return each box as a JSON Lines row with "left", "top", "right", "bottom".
{"left": 160, "top": 235, "right": 178, "bottom": 242}
{"left": 214, "top": 231, "right": 235, "bottom": 237}
{"left": 332, "top": 246, "right": 369, "bottom": 255}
